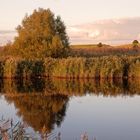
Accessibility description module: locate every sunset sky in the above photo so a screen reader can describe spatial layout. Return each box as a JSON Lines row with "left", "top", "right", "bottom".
{"left": 1, "top": 0, "right": 140, "bottom": 45}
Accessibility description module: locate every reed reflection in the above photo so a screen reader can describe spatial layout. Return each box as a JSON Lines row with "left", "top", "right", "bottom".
{"left": 0, "top": 78, "right": 140, "bottom": 96}
{"left": 0, "top": 78, "right": 140, "bottom": 133}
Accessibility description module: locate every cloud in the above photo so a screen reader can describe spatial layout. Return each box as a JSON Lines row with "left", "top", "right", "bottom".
{"left": 1, "top": 17, "right": 140, "bottom": 45}
{"left": 67, "top": 17, "right": 140, "bottom": 45}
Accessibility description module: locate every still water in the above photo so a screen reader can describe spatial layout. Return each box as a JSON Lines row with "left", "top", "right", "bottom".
{"left": 0, "top": 78, "right": 140, "bottom": 140}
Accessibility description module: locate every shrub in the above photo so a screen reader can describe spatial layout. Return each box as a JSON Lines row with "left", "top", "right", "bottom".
{"left": 97, "top": 42, "right": 103, "bottom": 47}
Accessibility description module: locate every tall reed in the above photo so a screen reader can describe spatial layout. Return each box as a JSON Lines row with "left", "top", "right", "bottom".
{"left": 0, "top": 56, "right": 139, "bottom": 79}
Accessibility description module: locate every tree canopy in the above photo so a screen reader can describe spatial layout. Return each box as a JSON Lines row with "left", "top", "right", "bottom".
{"left": 13, "top": 8, "right": 70, "bottom": 59}
{"left": 132, "top": 40, "right": 139, "bottom": 48}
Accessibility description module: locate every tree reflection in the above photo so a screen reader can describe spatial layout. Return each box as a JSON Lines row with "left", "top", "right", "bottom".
{"left": 5, "top": 94, "right": 69, "bottom": 133}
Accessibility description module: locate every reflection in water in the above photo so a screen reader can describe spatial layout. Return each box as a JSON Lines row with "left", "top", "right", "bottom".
{"left": 5, "top": 94, "right": 68, "bottom": 133}
{"left": 0, "top": 78, "right": 140, "bottom": 136}
{"left": 0, "top": 78, "right": 140, "bottom": 97}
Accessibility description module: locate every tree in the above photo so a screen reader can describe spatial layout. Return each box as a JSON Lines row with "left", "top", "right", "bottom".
{"left": 132, "top": 40, "right": 139, "bottom": 48}
{"left": 51, "top": 35, "right": 64, "bottom": 58}
{"left": 55, "top": 16, "right": 70, "bottom": 57}
{"left": 55, "top": 16, "right": 69, "bottom": 48}
{"left": 13, "top": 8, "right": 70, "bottom": 59}
{"left": 97, "top": 42, "right": 103, "bottom": 47}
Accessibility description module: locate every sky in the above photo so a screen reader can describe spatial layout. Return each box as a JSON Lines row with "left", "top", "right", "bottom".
{"left": 1, "top": 0, "right": 140, "bottom": 45}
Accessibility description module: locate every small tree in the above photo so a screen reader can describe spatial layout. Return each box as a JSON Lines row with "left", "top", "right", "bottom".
{"left": 97, "top": 42, "right": 103, "bottom": 47}
{"left": 132, "top": 40, "right": 139, "bottom": 48}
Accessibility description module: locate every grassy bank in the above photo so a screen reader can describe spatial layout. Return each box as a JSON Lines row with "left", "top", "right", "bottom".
{"left": 0, "top": 55, "right": 140, "bottom": 79}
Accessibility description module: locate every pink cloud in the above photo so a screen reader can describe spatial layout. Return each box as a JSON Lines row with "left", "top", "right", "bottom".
{"left": 67, "top": 17, "right": 140, "bottom": 45}
{"left": 1, "top": 17, "right": 140, "bottom": 45}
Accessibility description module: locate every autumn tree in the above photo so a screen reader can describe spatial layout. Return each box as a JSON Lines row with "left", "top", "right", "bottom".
{"left": 132, "top": 40, "right": 139, "bottom": 48}
{"left": 13, "top": 8, "right": 70, "bottom": 59}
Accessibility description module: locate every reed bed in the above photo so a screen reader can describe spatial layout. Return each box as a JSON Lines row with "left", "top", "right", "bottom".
{"left": 0, "top": 56, "right": 139, "bottom": 79}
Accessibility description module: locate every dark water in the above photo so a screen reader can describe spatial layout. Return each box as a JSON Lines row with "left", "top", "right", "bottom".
{"left": 0, "top": 78, "right": 140, "bottom": 140}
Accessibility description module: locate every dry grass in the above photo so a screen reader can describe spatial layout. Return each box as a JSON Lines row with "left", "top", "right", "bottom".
{"left": 70, "top": 44, "right": 140, "bottom": 57}
{"left": 71, "top": 44, "right": 132, "bottom": 49}
{"left": 0, "top": 118, "right": 61, "bottom": 139}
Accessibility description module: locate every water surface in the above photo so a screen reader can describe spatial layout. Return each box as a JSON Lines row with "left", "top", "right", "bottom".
{"left": 0, "top": 79, "right": 140, "bottom": 140}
